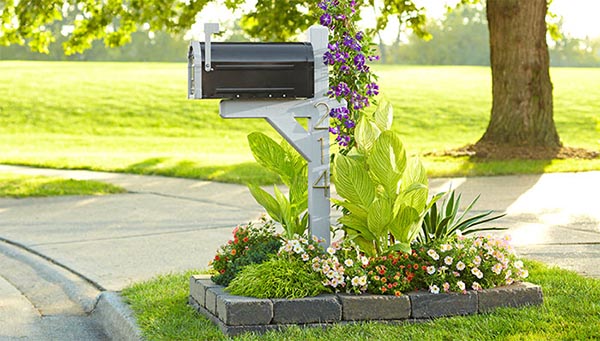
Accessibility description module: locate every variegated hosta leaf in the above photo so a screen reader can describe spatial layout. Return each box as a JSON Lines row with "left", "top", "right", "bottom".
{"left": 334, "top": 154, "right": 375, "bottom": 209}
{"left": 367, "top": 131, "right": 406, "bottom": 197}
{"left": 355, "top": 117, "right": 381, "bottom": 155}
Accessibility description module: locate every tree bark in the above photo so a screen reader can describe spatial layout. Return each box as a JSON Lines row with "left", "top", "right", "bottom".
{"left": 478, "top": 0, "right": 561, "bottom": 148}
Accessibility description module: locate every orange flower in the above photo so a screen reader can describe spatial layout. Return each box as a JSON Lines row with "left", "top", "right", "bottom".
{"left": 231, "top": 249, "right": 237, "bottom": 256}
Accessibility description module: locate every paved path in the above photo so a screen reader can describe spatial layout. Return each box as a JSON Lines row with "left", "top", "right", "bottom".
{"left": 1, "top": 165, "right": 599, "bottom": 339}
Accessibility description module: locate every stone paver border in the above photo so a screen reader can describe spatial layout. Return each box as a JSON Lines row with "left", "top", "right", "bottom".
{"left": 189, "top": 275, "right": 543, "bottom": 336}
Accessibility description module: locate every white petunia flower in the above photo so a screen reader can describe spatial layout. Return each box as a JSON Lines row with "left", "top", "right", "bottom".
{"left": 429, "top": 285, "right": 440, "bottom": 294}
{"left": 456, "top": 261, "right": 466, "bottom": 271}
{"left": 344, "top": 259, "right": 354, "bottom": 267}
{"left": 427, "top": 249, "right": 440, "bottom": 261}
{"left": 444, "top": 256, "right": 453, "bottom": 265}
{"left": 427, "top": 266, "right": 436, "bottom": 275}
{"left": 457, "top": 281, "right": 466, "bottom": 291}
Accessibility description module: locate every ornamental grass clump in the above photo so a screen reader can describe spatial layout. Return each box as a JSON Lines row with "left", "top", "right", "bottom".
{"left": 226, "top": 236, "right": 331, "bottom": 299}
{"left": 281, "top": 237, "right": 370, "bottom": 294}
{"left": 210, "top": 220, "right": 281, "bottom": 286}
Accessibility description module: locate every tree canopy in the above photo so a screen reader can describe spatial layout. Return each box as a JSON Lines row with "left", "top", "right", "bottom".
{"left": 0, "top": 0, "right": 429, "bottom": 54}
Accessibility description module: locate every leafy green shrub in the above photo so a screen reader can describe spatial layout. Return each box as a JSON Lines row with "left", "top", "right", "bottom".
{"left": 226, "top": 255, "right": 331, "bottom": 299}
{"left": 418, "top": 190, "right": 506, "bottom": 243}
{"left": 210, "top": 220, "right": 281, "bottom": 286}
{"left": 333, "top": 102, "right": 442, "bottom": 256}
{"left": 246, "top": 132, "right": 309, "bottom": 238}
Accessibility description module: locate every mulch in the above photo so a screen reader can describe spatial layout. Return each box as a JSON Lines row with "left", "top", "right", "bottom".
{"left": 424, "top": 143, "right": 600, "bottom": 160}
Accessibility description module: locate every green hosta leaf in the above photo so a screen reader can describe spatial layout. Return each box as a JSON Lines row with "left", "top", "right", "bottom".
{"left": 339, "top": 215, "right": 374, "bottom": 240}
{"left": 273, "top": 185, "right": 293, "bottom": 237}
{"left": 248, "top": 132, "right": 294, "bottom": 186}
{"left": 367, "top": 198, "right": 394, "bottom": 239}
{"left": 289, "top": 173, "right": 308, "bottom": 212}
{"left": 331, "top": 198, "right": 368, "bottom": 221}
{"left": 281, "top": 139, "right": 307, "bottom": 173}
{"left": 248, "top": 184, "right": 282, "bottom": 223}
{"left": 401, "top": 157, "right": 428, "bottom": 191}
{"left": 355, "top": 117, "right": 381, "bottom": 154}
{"left": 389, "top": 204, "right": 420, "bottom": 244}
{"left": 346, "top": 234, "right": 377, "bottom": 257}
{"left": 374, "top": 99, "right": 393, "bottom": 131}
{"left": 388, "top": 242, "right": 411, "bottom": 254}
{"left": 367, "top": 131, "right": 406, "bottom": 196}
{"left": 334, "top": 154, "right": 375, "bottom": 209}
{"left": 396, "top": 182, "right": 428, "bottom": 212}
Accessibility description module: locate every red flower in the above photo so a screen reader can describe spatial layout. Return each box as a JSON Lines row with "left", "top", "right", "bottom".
{"left": 394, "top": 290, "right": 401, "bottom": 297}
{"left": 243, "top": 237, "right": 249, "bottom": 243}
{"left": 413, "top": 264, "right": 419, "bottom": 270}
{"left": 219, "top": 269, "right": 226, "bottom": 274}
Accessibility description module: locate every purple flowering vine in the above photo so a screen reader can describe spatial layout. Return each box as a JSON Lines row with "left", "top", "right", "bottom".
{"left": 317, "top": 0, "right": 380, "bottom": 153}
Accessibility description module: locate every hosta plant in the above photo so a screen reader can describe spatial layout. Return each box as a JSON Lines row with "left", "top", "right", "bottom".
{"left": 246, "top": 132, "right": 309, "bottom": 238}
{"left": 418, "top": 190, "right": 507, "bottom": 243}
{"left": 333, "top": 101, "right": 442, "bottom": 256}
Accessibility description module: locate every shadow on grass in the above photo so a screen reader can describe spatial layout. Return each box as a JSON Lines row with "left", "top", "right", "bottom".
{"left": 123, "top": 158, "right": 280, "bottom": 185}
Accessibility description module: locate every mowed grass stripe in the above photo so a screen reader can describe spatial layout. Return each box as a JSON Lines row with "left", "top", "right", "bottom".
{"left": 1, "top": 62, "right": 598, "bottom": 184}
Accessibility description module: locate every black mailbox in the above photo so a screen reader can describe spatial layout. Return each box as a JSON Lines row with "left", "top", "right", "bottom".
{"left": 188, "top": 42, "right": 315, "bottom": 100}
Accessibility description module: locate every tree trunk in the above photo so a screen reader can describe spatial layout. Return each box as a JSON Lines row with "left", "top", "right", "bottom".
{"left": 478, "top": 0, "right": 561, "bottom": 148}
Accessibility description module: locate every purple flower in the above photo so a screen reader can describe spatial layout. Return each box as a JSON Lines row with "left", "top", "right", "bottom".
{"left": 368, "top": 55, "right": 380, "bottom": 62}
{"left": 344, "top": 119, "right": 356, "bottom": 129}
{"left": 328, "top": 42, "right": 339, "bottom": 52}
{"left": 320, "top": 13, "right": 332, "bottom": 27}
{"left": 334, "top": 51, "right": 349, "bottom": 63}
{"left": 353, "top": 53, "right": 366, "bottom": 68}
{"left": 335, "top": 14, "right": 346, "bottom": 20}
{"left": 329, "top": 126, "right": 340, "bottom": 135}
{"left": 340, "top": 64, "right": 350, "bottom": 74}
{"left": 323, "top": 51, "right": 335, "bottom": 65}
{"left": 366, "top": 82, "right": 379, "bottom": 96}
{"left": 343, "top": 34, "right": 354, "bottom": 48}
{"left": 318, "top": 1, "right": 328, "bottom": 10}
{"left": 355, "top": 31, "right": 364, "bottom": 41}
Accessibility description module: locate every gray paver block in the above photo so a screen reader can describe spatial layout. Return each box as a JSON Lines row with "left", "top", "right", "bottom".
{"left": 189, "top": 276, "right": 220, "bottom": 309}
{"left": 409, "top": 290, "right": 478, "bottom": 318}
{"left": 338, "top": 293, "right": 410, "bottom": 321}
{"left": 205, "top": 287, "right": 227, "bottom": 315}
{"left": 478, "top": 282, "right": 543, "bottom": 313}
{"left": 272, "top": 295, "right": 341, "bottom": 324}
{"left": 216, "top": 294, "right": 273, "bottom": 326}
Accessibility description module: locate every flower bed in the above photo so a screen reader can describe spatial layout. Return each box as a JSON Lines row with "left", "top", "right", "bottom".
{"left": 189, "top": 275, "right": 543, "bottom": 336}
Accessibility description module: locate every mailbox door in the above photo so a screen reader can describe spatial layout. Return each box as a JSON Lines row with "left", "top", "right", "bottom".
{"left": 200, "top": 43, "right": 314, "bottom": 99}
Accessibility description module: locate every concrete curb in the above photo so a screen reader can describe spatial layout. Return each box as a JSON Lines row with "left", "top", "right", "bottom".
{"left": 92, "top": 291, "right": 144, "bottom": 341}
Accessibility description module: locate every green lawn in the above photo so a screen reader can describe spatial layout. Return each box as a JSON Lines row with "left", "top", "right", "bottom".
{"left": 0, "top": 173, "right": 125, "bottom": 198}
{"left": 1, "top": 62, "right": 598, "bottom": 184}
{"left": 121, "top": 261, "right": 600, "bottom": 340}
